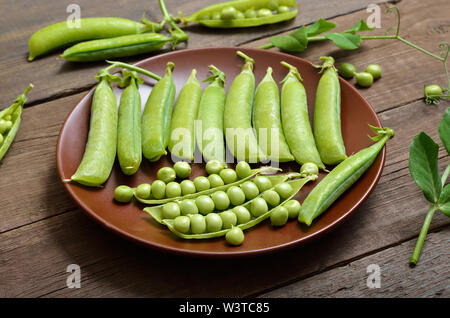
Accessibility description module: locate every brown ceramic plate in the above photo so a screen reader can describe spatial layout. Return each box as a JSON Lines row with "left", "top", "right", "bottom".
{"left": 56, "top": 47, "right": 385, "bottom": 258}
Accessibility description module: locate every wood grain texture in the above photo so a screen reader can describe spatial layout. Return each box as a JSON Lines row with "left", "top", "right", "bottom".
{"left": 259, "top": 228, "right": 450, "bottom": 298}
{"left": 0, "top": 0, "right": 392, "bottom": 105}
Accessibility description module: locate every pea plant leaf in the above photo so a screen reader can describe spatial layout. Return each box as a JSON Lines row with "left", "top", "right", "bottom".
{"left": 270, "top": 26, "right": 308, "bottom": 53}
{"left": 409, "top": 132, "right": 442, "bottom": 203}
{"left": 438, "top": 107, "right": 450, "bottom": 155}
{"left": 305, "top": 18, "right": 336, "bottom": 36}
{"left": 324, "top": 33, "right": 361, "bottom": 50}
{"left": 344, "top": 19, "right": 374, "bottom": 34}
{"left": 438, "top": 184, "right": 450, "bottom": 216}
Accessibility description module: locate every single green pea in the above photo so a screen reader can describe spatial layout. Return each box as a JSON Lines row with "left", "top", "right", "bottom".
{"left": 338, "top": 63, "right": 356, "bottom": 79}
{"left": 235, "top": 161, "right": 252, "bottom": 179}
{"left": 226, "top": 186, "right": 246, "bottom": 206}
{"left": 355, "top": 72, "right": 374, "bottom": 87}
{"left": 208, "top": 174, "right": 225, "bottom": 188}
{"left": 365, "top": 64, "right": 382, "bottom": 80}
{"left": 220, "top": 168, "right": 237, "bottom": 184}
{"left": 162, "top": 202, "right": 181, "bottom": 219}
{"left": 135, "top": 183, "right": 151, "bottom": 199}
{"left": 257, "top": 8, "right": 273, "bottom": 18}
{"left": 205, "top": 213, "right": 223, "bottom": 232}
{"left": 232, "top": 206, "right": 251, "bottom": 224}
{"left": 425, "top": 84, "right": 443, "bottom": 97}
{"left": 240, "top": 181, "right": 260, "bottom": 200}
{"left": 244, "top": 8, "right": 257, "bottom": 18}
{"left": 0, "top": 134, "right": 3, "bottom": 146}
{"left": 277, "top": 5, "right": 290, "bottom": 13}
{"left": 283, "top": 199, "right": 301, "bottom": 219}
{"left": 300, "top": 162, "right": 319, "bottom": 177}
{"left": 221, "top": 6, "right": 237, "bottom": 20}
{"left": 151, "top": 180, "right": 166, "bottom": 199}
{"left": 270, "top": 206, "right": 289, "bottom": 226}
{"left": 275, "top": 182, "right": 293, "bottom": 199}
{"left": 173, "top": 161, "right": 191, "bottom": 179}
{"left": 190, "top": 214, "right": 206, "bottom": 234}
{"left": 173, "top": 215, "right": 190, "bottom": 233}
{"left": 0, "top": 120, "right": 12, "bottom": 134}
{"left": 211, "top": 191, "right": 230, "bottom": 211}
{"left": 165, "top": 182, "right": 182, "bottom": 198}
{"left": 4, "top": 115, "right": 11, "bottom": 121}
{"left": 157, "top": 167, "right": 177, "bottom": 183}
{"left": 226, "top": 226, "right": 244, "bottom": 246}
{"left": 180, "top": 179, "right": 196, "bottom": 195}
{"left": 211, "top": 12, "right": 222, "bottom": 20}
{"left": 220, "top": 210, "right": 237, "bottom": 229}
{"left": 235, "top": 10, "right": 245, "bottom": 19}
{"left": 205, "top": 160, "right": 226, "bottom": 175}
{"left": 262, "top": 190, "right": 280, "bottom": 208}
{"left": 195, "top": 195, "right": 215, "bottom": 215}
{"left": 180, "top": 199, "right": 199, "bottom": 215}
{"left": 114, "top": 185, "right": 134, "bottom": 203}
{"left": 193, "top": 176, "right": 211, "bottom": 192}
{"left": 250, "top": 197, "right": 268, "bottom": 217}
{"left": 253, "top": 175, "right": 273, "bottom": 192}
{"left": 267, "top": 0, "right": 279, "bottom": 11}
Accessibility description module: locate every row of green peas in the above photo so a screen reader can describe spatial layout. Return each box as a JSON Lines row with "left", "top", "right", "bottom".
{"left": 200, "top": 4, "right": 291, "bottom": 22}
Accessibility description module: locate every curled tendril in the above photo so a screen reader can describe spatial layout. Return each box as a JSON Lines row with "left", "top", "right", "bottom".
{"left": 439, "top": 42, "right": 449, "bottom": 61}
{"left": 386, "top": 6, "right": 401, "bottom": 37}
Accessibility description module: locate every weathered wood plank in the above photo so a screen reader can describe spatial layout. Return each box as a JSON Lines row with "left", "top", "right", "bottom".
{"left": 0, "top": 0, "right": 392, "bottom": 105}
{"left": 259, "top": 228, "right": 450, "bottom": 298}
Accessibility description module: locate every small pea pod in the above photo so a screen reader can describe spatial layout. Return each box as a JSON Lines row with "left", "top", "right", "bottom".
{"left": 136, "top": 166, "right": 281, "bottom": 205}
{"left": 142, "top": 62, "right": 176, "bottom": 162}
{"left": 28, "top": 17, "right": 163, "bottom": 61}
{"left": 0, "top": 84, "right": 33, "bottom": 162}
{"left": 158, "top": 173, "right": 317, "bottom": 240}
{"left": 253, "top": 66, "right": 294, "bottom": 162}
{"left": 280, "top": 62, "right": 325, "bottom": 169}
{"left": 181, "top": 0, "right": 298, "bottom": 28}
{"left": 117, "top": 71, "right": 143, "bottom": 175}
{"left": 196, "top": 65, "right": 227, "bottom": 163}
{"left": 313, "top": 56, "right": 347, "bottom": 165}
{"left": 70, "top": 69, "right": 119, "bottom": 187}
{"left": 298, "top": 125, "right": 395, "bottom": 226}
{"left": 224, "top": 51, "right": 267, "bottom": 163}
{"left": 168, "top": 69, "right": 202, "bottom": 161}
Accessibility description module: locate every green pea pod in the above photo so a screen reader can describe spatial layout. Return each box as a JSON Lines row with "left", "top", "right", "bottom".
{"left": 313, "top": 56, "right": 347, "bottom": 165}
{"left": 298, "top": 125, "right": 395, "bottom": 226}
{"left": 196, "top": 65, "right": 227, "bottom": 163}
{"left": 168, "top": 69, "right": 202, "bottom": 161}
{"left": 117, "top": 71, "right": 143, "bottom": 176}
{"left": 253, "top": 66, "right": 294, "bottom": 162}
{"left": 158, "top": 174, "right": 317, "bottom": 240}
{"left": 136, "top": 166, "right": 281, "bottom": 205}
{"left": 0, "top": 84, "right": 33, "bottom": 162}
{"left": 142, "top": 62, "right": 176, "bottom": 162}
{"left": 280, "top": 62, "right": 325, "bottom": 169}
{"left": 61, "top": 32, "right": 188, "bottom": 62}
{"left": 71, "top": 70, "right": 118, "bottom": 187}
{"left": 224, "top": 51, "right": 267, "bottom": 163}
{"left": 28, "top": 17, "right": 163, "bottom": 61}
{"left": 182, "top": 0, "right": 297, "bottom": 28}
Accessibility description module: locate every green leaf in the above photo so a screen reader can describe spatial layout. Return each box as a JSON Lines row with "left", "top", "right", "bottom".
{"left": 409, "top": 132, "right": 442, "bottom": 203}
{"left": 438, "top": 184, "right": 450, "bottom": 216}
{"left": 270, "top": 26, "right": 308, "bottom": 53}
{"left": 438, "top": 107, "right": 450, "bottom": 155}
{"left": 306, "top": 18, "right": 336, "bottom": 36}
{"left": 324, "top": 33, "right": 361, "bottom": 50}
{"left": 345, "top": 19, "right": 374, "bottom": 34}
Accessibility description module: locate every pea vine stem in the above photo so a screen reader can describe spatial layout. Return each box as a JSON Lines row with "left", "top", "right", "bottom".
{"left": 409, "top": 204, "right": 437, "bottom": 266}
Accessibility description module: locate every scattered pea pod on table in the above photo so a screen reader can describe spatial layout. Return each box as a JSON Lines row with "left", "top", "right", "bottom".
{"left": 298, "top": 125, "right": 395, "bottom": 226}
{"left": 0, "top": 84, "right": 33, "bottom": 162}
{"left": 196, "top": 65, "right": 227, "bottom": 163}
{"left": 180, "top": 0, "right": 298, "bottom": 28}
{"left": 313, "top": 56, "right": 347, "bottom": 166}
{"left": 280, "top": 62, "right": 325, "bottom": 170}
{"left": 168, "top": 69, "right": 202, "bottom": 161}
{"left": 28, "top": 17, "right": 163, "bottom": 61}
{"left": 224, "top": 51, "right": 267, "bottom": 163}
{"left": 117, "top": 70, "right": 143, "bottom": 176}
{"left": 142, "top": 62, "right": 176, "bottom": 162}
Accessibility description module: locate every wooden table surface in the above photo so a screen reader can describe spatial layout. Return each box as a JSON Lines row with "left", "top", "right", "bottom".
{"left": 1, "top": 0, "right": 449, "bottom": 298}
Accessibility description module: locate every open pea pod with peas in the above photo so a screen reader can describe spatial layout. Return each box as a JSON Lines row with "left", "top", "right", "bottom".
{"left": 179, "top": 0, "right": 298, "bottom": 28}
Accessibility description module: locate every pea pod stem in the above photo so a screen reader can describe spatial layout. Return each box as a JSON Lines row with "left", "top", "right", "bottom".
{"left": 106, "top": 60, "right": 161, "bottom": 81}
